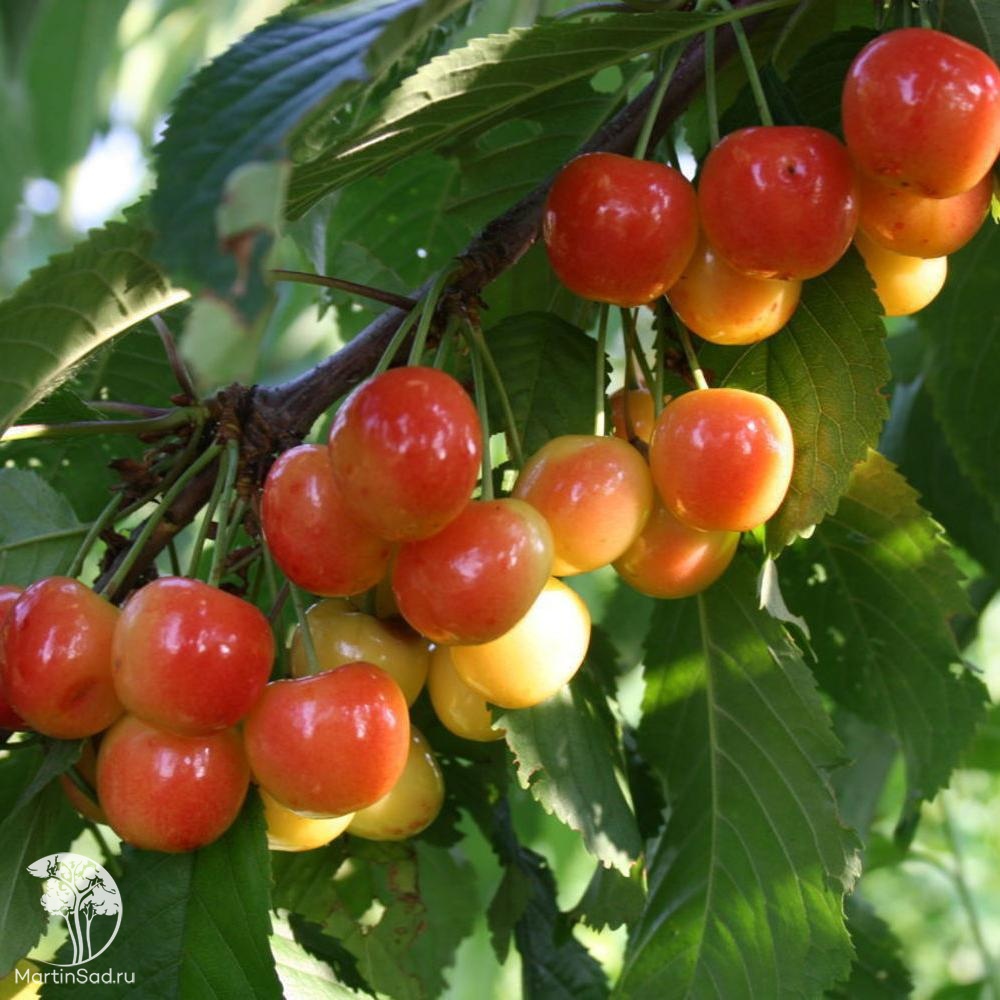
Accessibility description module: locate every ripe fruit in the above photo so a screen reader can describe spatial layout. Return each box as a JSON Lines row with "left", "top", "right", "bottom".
{"left": 610, "top": 388, "right": 656, "bottom": 444}
{"left": 698, "top": 126, "right": 859, "bottom": 280}
{"left": 393, "top": 499, "right": 553, "bottom": 645}
{"left": 543, "top": 152, "right": 698, "bottom": 306}
{"left": 854, "top": 231, "right": 947, "bottom": 317}
{"left": 648, "top": 388, "right": 794, "bottom": 532}
{"left": 113, "top": 577, "right": 274, "bottom": 735}
{"left": 328, "top": 367, "right": 481, "bottom": 541}
{"left": 450, "top": 578, "right": 590, "bottom": 710}
{"left": 1, "top": 577, "right": 121, "bottom": 739}
{"left": 513, "top": 435, "right": 654, "bottom": 575}
{"left": 244, "top": 663, "right": 409, "bottom": 817}
{"left": 97, "top": 715, "right": 249, "bottom": 853}
{"left": 843, "top": 27, "right": 1000, "bottom": 198}
{"left": 0, "top": 585, "right": 26, "bottom": 730}
{"left": 260, "top": 788, "right": 353, "bottom": 852}
{"left": 289, "top": 599, "right": 429, "bottom": 705}
{"left": 347, "top": 727, "right": 444, "bottom": 841}
{"left": 614, "top": 501, "right": 739, "bottom": 598}
{"left": 262, "top": 444, "right": 391, "bottom": 596}
{"left": 856, "top": 172, "right": 992, "bottom": 258}
{"left": 667, "top": 236, "right": 802, "bottom": 345}
{"left": 427, "top": 646, "right": 502, "bottom": 743}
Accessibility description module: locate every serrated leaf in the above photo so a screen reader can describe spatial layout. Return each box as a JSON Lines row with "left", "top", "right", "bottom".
{"left": 497, "top": 672, "right": 642, "bottom": 875}
{"left": 619, "top": 556, "right": 858, "bottom": 999}
{"left": 963, "top": 704, "right": 1000, "bottom": 770}
{"left": 0, "top": 207, "right": 186, "bottom": 433}
{"left": 151, "top": 0, "right": 468, "bottom": 323}
{"left": 287, "top": 915, "right": 376, "bottom": 998}
{"left": 569, "top": 861, "right": 646, "bottom": 933}
{"left": 44, "top": 795, "right": 281, "bottom": 999}
{"left": 0, "top": 469, "right": 85, "bottom": 585}
{"left": 827, "top": 895, "right": 913, "bottom": 999}
{"left": 705, "top": 249, "right": 889, "bottom": 552}
{"left": 780, "top": 452, "right": 989, "bottom": 829}
{"left": 920, "top": 223, "right": 1000, "bottom": 523}
{"left": 10, "top": 739, "right": 82, "bottom": 813}
{"left": 941, "top": 0, "right": 1000, "bottom": 60}
{"left": 273, "top": 915, "right": 371, "bottom": 1000}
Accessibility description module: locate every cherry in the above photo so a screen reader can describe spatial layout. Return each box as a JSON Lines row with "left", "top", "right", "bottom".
{"left": 328, "top": 367, "right": 482, "bottom": 541}
{"left": 97, "top": 715, "right": 249, "bottom": 853}
{"left": 856, "top": 171, "right": 992, "bottom": 258}
{"left": 854, "top": 231, "right": 947, "bottom": 317}
{"left": 113, "top": 577, "right": 274, "bottom": 735}
{"left": 842, "top": 27, "right": 1000, "bottom": 198}
{"left": 289, "top": 598, "right": 429, "bottom": 705}
{"left": 427, "top": 646, "right": 502, "bottom": 743}
{"left": 260, "top": 788, "right": 353, "bottom": 852}
{"left": 698, "top": 126, "right": 859, "bottom": 280}
{"left": 614, "top": 500, "right": 739, "bottom": 598}
{"left": 392, "top": 499, "right": 553, "bottom": 645}
{"left": 244, "top": 662, "right": 410, "bottom": 817}
{"left": 610, "top": 388, "right": 656, "bottom": 445}
{"left": 648, "top": 388, "right": 794, "bottom": 532}
{"left": 543, "top": 152, "right": 698, "bottom": 306}
{"left": 0, "top": 585, "right": 26, "bottom": 731}
{"left": 347, "top": 726, "right": 444, "bottom": 841}
{"left": 450, "top": 578, "right": 590, "bottom": 710}
{"left": 667, "top": 235, "right": 802, "bottom": 345}
{"left": 513, "top": 435, "right": 653, "bottom": 575}
{"left": 262, "top": 444, "right": 391, "bottom": 597}
{"left": 1, "top": 577, "right": 122, "bottom": 739}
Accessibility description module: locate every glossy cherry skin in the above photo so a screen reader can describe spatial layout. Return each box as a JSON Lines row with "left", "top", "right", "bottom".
{"left": 260, "top": 788, "right": 353, "bottom": 852}
{"left": 113, "top": 577, "right": 274, "bottom": 735}
{"left": 854, "top": 231, "right": 947, "bottom": 317}
{"left": 1, "top": 577, "right": 122, "bottom": 739}
{"left": 543, "top": 152, "right": 699, "bottom": 306}
{"left": 289, "top": 599, "right": 429, "bottom": 705}
{"left": 648, "top": 388, "right": 794, "bottom": 532}
{"left": 262, "top": 444, "right": 391, "bottom": 597}
{"left": 698, "top": 126, "right": 859, "bottom": 280}
{"left": 393, "top": 499, "right": 553, "bottom": 645}
{"left": 347, "top": 727, "right": 444, "bottom": 841}
{"left": 610, "top": 388, "right": 656, "bottom": 445}
{"left": 613, "top": 500, "right": 739, "bottom": 598}
{"left": 59, "top": 739, "right": 108, "bottom": 825}
{"left": 244, "top": 663, "right": 410, "bottom": 817}
{"left": 451, "top": 578, "right": 590, "bottom": 710}
{"left": 856, "top": 171, "right": 992, "bottom": 258}
{"left": 667, "top": 235, "right": 802, "bottom": 345}
{"left": 427, "top": 646, "right": 502, "bottom": 743}
{"left": 97, "top": 715, "right": 249, "bottom": 853}
{"left": 513, "top": 435, "right": 654, "bottom": 576}
{"left": 843, "top": 28, "right": 1000, "bottom": 198}
{"left": 328, "top": 367, "right": 482, "bottom": 541}
{"left": 0, "top": 586, "right": 26, "bottom": 730}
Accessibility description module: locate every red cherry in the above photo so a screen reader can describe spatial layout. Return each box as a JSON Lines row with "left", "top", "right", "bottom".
{"left": 842, "top": 27, "right": 1000, "bottom": 198}
{"left": 392, "top": 499, "right": 553, "bottom": 645}
{"left": 0, "top": 585, "right": 27, "bottom": 730}
{"left": 97, "top": 715, "right": 249, "bottom": 853}
{"left": 243, "top": 663, "right": 410, "bottom": 817}
{"left": 112, "top": 577, "right": 274, "bottom": 735}
{"left": 610, "top": 388, "right": 656, "bottom": 445}
{"left": 328, "top": 367, "right": 482, "bottom": 541}
{"left": 543, "top": 152, "right": 699, "bottom": 306}
{"left": 698, "top": 126, "right": 859, "bottom": 280}
{"left": 1, "top": 577, "right": 122, "bottom": 739}
{"left": 262, "top": 444, "right": 391, "bottom": 597}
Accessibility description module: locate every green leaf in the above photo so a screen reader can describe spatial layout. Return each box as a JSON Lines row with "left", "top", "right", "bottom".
{"left": 569, "top": 861, "right": 646, "bottom": 933}
{"left": 0, "top": 469, "right": 85, "bottom": 585}
{"left": 272, "top": 915, "right": 371, "bottom": 1000}
{"left": 705, "top": 249, "right": 889, "bottom": 552}
{"left": 619, "top": 556, "right": 858, "bottom": 999}
{"left": 44, "top": 795, "right": 281, "bottom": 998}
{"left": 151, "top": 0, "right": 469, "bottom": 324}
{"left": 0, "top": 63, "right": 31, "bottom": 239}
{"left": 497, "top": 671, "right": 642, "bottom": 875}
{"left": 0, "top": 206, "right": 186, "bottom": 433}
{"left": 780, "top": 452, "right": 988, "bottom": 830}
{"left": 964, "top": 704, "right": 1000, "bottom": 770}
{"left": 827, "top": 895, "right": 913, "bottom": 999}
{"left": 10, "top": 739, "right": 82, "bottom": 813}
{"left": 482, "top": 312, "right": 598, "bottom": 457}
{"left": 920, "top": 223, "right": 1000, "bottom": 523}
{"left": 941, "top": 0, "right": 1000, "bottom": 60}
{"left": 24, "top": 0, "right": 128, "bottom": 178}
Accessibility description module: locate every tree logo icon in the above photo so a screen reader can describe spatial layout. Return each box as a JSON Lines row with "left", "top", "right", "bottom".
{"left": 26, "top": 853, "right": 123, "bottom": 966}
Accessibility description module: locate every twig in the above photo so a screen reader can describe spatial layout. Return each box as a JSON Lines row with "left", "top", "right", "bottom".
{"left": 151, "top": 314, "right": 198, "bottom": 402}
{"left": 270, "top": 269, "right": 418, "bottom": 311}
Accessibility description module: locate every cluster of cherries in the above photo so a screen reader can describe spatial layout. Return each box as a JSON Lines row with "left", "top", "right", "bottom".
{"left": 545, "top": 27, "right": 1000, "bottom": 330}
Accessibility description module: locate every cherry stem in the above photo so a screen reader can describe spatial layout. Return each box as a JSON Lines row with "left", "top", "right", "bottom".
{"left": 714, "top": 0, "right": 773, "bottom": 126}
{"left": 408, "top": 268, "right": 454, "bottom": 366}
{"left": 63, "top": 763, "right": 98, "bottom": 807}
{"left": 705, "top": 27, "right": 720, "bottom": 147}
{"left": 151, "top": 314, "right": 198, "bottom": 402}
{"left": 66, "top": 493, "right": 124, "bottom": 581}
{"left": 464, "top": 319, "right": 524, "bottom": 468}
{"left": 432, "top": 314, "right": 460, "bottom": 370}
{"left": 467, "top": 326, "right": 495, "bottom": 501}
{"left": 288, "top": 581, "right": 321, "bottom": 677}
{"left": 620, "top": 308, "right": 656, "bottom": 389}
{"left": 654, "top": 302, "right": 668, "bottom": 415}
{"left": 1, "top": 407, "right": 201, "bottom": 443}
{"left": 595, "top": 305, "right": 610, "bottom": 436}
{"left": 86, "top": 400, "right": 168, "bottom": 418}
{"left": 372, "top": 302, "right": 422, "bottom": 376}
{"left": 187, "top": 440, "right": 234, "bottom": 578}
{"left": 270, "top": 269, "right": 417, "bottom": 312}
{"left": 634, "top": 44, "right": 684, "bottom": 159}
{"left": 676, "top": 318, "right": 710, "bottom": 390}
{"left": 208, "top": 440, "right": 242, "bottom": 588}
{"left": 916, "top": 1, "right": 932, "bottom": 29}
